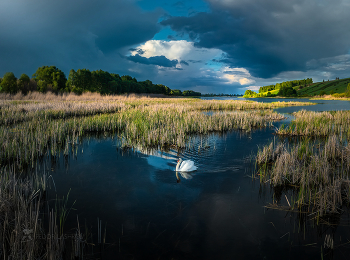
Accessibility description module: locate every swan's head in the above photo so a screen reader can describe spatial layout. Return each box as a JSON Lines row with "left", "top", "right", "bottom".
{"left": 177, "top": 158, "right": 182, "bottom": 163}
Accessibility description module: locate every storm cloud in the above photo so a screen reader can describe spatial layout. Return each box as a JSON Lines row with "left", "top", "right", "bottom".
{"left": 0, "top": 0, "right": 162, "bottom": 75}
{"left": 126, "top": 54, "right": 178, "bottom": 67}
{"left": 161, "top": 0, "right": 350, "bottom": 78}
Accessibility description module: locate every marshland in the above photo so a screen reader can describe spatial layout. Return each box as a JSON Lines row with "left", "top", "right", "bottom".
{"left": 2, "top": 93, "right": 350, "bottom": 259}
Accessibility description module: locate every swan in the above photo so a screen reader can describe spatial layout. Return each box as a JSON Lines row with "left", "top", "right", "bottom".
{"left": 176, "top": 158, "right": 197, "bottom": 172}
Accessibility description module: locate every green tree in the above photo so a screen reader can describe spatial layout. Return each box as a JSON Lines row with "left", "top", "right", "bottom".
{"left": 0, "top": 72, "right": 18, "bottom": 93}
{"left": 65, "top": 69, "right": 77, "bottom": 92}
{"left": 277, "top": 86, "right": 297, "bottom": 97}
{"left": 32, "top": 66, "right": 66, "bottom": 92}
{"left": 243, "top": 89, "right": 257, "bottom": 97}
{"left": 347, "top": 83, "right": 350, "bottom": 93}
{"left": 18, "top": 73, "right": 30, "bottom": 94}
{"left": 170, "top": 89, "right": 182, "bottom": 96}
{"left": 92, "top": 70, "right": 114, "bottom": 94}
{"left": 66, "top": 69, "right": 93, "bottom": 93}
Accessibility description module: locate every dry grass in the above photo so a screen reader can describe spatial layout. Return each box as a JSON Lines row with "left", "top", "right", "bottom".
{"left": 276, "top": 110, "right": 350, "bottom": 137}
{"left": 256, "top": 136, "right": 350, "bottom": 218}
{"left": 0, "top": 91, "right": 169, "bottom": 101}
{"left": 0, "top": 168, "right": 67, "bottom": 259}
{"left": 0, "top": 92, "right": 317, "bottom": 257}
{"left": 0, "top": 94, "right": 313, "bottom": 168}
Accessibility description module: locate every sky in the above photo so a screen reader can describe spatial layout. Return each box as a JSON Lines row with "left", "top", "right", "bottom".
{"left": 1, "top": 0, "right": 350, "bottom": 94}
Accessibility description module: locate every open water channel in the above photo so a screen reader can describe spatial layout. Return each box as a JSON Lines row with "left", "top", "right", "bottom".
{"left": 42, "top": 98, "right": 350, "bottom": 259}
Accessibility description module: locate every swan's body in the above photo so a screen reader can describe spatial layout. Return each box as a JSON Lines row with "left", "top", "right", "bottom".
{"left": 176, "top": 158, "right": 197, "bottom": 172}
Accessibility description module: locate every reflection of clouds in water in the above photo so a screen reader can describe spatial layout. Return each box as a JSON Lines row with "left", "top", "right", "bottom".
{"left": 146, "top": 155, "right": 173, "bottom": 170}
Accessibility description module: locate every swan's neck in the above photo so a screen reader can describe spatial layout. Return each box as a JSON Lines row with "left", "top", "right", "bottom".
{"left": 176, "top": 160, "right": 181, "bottom": 171}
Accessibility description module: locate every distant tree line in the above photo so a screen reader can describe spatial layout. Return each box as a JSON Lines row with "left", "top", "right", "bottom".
{"left": 202, "top": 93, "right": 242, "bottom": 97}
{"left": 0, "top": 66, "right": 201, "bottom": 96}
{"left": 258, "top": 78, "right": 313, "bottom": 93}
{"left": 243, "top": 78, "right": 313, "bottom": 98}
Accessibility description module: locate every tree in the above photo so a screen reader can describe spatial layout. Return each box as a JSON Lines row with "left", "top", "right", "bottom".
{"left": 0, "top": 72, "right": 18, "bottom": 93}
{"left": 347, "top": 83, "right": 350, "bottom": 93}
{"left": 65, "top": 69, "right": 77, "bottom": 92}
{"left": 32, "top": 66, "right": 66, "bottom": 92}
{"left": 18, "top": 74, "right": 30, "bottom": 94}
{"left": 170, "top": 89, "right": 182, "bottom": 96}
{"left": 243, "top": 89, "right": 257, "bottom": 97}
{"left": 277, "top": 86, "right": 297, "bottom": 97}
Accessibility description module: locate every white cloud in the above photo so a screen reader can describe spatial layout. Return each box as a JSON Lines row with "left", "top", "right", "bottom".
{"left": 220, "top": 67, "right": 255, "bottom": 85}
{"left": 244, "top": 86, "right": 261, "bottom": 91}
{"left": 130, "top": 40, "right": 223, "bottom": 63}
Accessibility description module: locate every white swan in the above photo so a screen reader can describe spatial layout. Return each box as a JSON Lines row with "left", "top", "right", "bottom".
{"left": 176, "top": 158, "right": 197, "bottom": 172}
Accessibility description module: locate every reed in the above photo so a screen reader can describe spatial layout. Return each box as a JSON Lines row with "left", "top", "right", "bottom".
{"left": 276, "top": 110, "right": 350, "bottom": 137}
{"left": 256, "top": 135, "right": 350, "bottom": 217}
{"left": 0, "top": 93, "right": 316, "bottom": 257}
{"left": 0, "top": 95, "right": 312, "bottom": 168}
{"left": 0, "top": 167, "right": 66, "bottom": 259}
{"left": 0, "top": 95, "right": 313, "bottom": 126}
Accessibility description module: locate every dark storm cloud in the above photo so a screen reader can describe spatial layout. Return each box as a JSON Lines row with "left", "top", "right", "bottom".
{"left": 161, "top": 0, "right": 350, "bottom": 78}
{"left": 0, "top": 0, "right": 162, "bottom": 76}
{"left": 180, "top": 60, "right": 189, "bottom": 66}
{"left": 126, "top": 54, "right": 178, "bottom": 67}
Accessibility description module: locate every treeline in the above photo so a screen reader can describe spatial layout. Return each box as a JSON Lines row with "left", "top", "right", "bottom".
{"left": 244, "top": 87, "right": 298, "bottom": 98}
{"left": 244, "top": 78, "right": 313, "bottom": 98}
{"left": 0, "top": 66, "right": 201, "bottom": 96}
{"left": 202, "top": 93, "right": 242, "bottom": 97}
{"left": 258, "top": 78, "right": 313, "bottom": 93}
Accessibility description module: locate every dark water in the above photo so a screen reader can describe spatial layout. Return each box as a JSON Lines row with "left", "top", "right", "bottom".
{"left": 46, "top": 99, "right": 350, "bottom": 259}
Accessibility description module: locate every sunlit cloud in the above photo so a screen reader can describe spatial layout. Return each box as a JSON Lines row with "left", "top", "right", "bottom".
{"left": 130, "top": 40, "right": 223, "bottom": 64}
{"left": 220, "top": 67, "right": 255, "bottom": 85}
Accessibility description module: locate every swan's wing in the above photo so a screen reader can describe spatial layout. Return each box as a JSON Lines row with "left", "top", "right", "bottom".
{"left": 179, "top": 160, "right": 197, "bottom": 172}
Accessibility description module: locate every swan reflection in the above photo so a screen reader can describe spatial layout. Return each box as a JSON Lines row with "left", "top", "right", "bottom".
{"left": 176, "top": 171, "right": 193, "bottom": 183}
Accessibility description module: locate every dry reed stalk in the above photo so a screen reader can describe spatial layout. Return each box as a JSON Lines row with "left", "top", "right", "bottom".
{"left": 276, "top": 110, "right": 350, "bottom": 137}
{"left": 256, "top": 135, "right": 350, "bottom": 217}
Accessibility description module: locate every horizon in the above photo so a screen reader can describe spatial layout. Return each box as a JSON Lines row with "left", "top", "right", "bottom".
{"left": 1, "top": 0, "right": 350, "bottom": 94}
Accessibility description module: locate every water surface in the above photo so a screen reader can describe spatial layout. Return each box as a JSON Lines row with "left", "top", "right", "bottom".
{"left": 46, "top": 99, "right": 350, "bottom": 259}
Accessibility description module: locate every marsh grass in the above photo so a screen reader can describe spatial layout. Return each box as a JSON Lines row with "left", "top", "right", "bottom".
{"left": 0, "top": 93, "right": 316, "bottom": 257}
{"left": 0, "top": 167, "right": 66, "bottom": 259}
{"left": 0, "top": 95, "right": 312, "bottom": 168}
{"left": 256, "top": 135, "right": 350, "bottom": 218}
{"left": 276, "top": 110, "right": 350, "bottom": 137}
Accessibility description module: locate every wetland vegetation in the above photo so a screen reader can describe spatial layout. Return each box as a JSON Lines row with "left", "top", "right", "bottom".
{"left": 3, "top": 91, "right": 350, "bottom": 259}
{"left": 0, "top": 91, "right": 315, "bottom": 258}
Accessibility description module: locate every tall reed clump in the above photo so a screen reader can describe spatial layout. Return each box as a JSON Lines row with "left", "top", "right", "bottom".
{"left": 0, "top": 168, "right": 67, "bottom": 259}
{"left": 276, "top": 110, "right": 350, "bottom": 137}
{"left": 256, "top": 135, "right": 350, "bottom": 218}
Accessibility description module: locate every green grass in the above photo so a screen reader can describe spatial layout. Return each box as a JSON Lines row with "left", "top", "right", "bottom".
{"left": 297, "top": 78, "right": 350, "bottom": 96}
{"left": 257, "top": 77, "right": 350, "bottom": 97}
{"left": 276, "top": 110, "right": 350, "bottom": 137}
